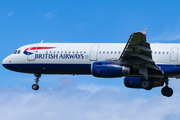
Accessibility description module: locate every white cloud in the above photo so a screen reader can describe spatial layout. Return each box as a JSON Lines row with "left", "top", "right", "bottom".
{"left": 1, "top": 80, "right": 180, "bottom": 120}
{"left": 150, "top": 32, "right": 180, "bottom": 42}
{"left": 163, "top": 113, "right": 180, "bottom": 120}
{"left": 149, "top": 27, "right": 180, "bottom": 42}
{"left": 77, "top": 83, "right": 122, "bottom": 93}
{"left": 6, "top": 12, "right": 14, "bottom": 17}
{"left": 44, "top": 10, "right": 58, "bottom": 19}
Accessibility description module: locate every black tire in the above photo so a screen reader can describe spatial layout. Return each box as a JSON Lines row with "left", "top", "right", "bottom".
{"left": 161, "top": 86, "right": 169, "bottom": 96}
{"left": 161, "top": 86, "right": 173, "bottom": 97}
{"left": 166, "top": 87, "right": 173, "bottom": 97}
{"left": 32, "top": 84, "right": 39, "bottom": 90}
{"left": 141, "top": 80, "right": 152, "bottom": 90}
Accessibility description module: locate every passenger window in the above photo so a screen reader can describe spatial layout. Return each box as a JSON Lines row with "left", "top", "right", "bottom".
{"left": 61, "top": 51, "right": 63, "bottom": 53}
{"left": 107, "top": 51, "right": 109, "bottom": 54}
{"left": 54, "top": 51, "right": 56, "bottom": 53}
{"left": 167, "top": 52, "right": 169, "bottom": 54}
{"left": 57, "top": 51, "right": 59, "bottom": 53}
{"left": 46, "top": 51, "right": 48, "bottom": 53}
{"left": 162, "top": 52, "right": 165, "bottom": 54}
{"left": 65, "top": 51, "right": 67, "bottom": 53}
{"left": 103, "top": 51, "right": 105, "bottom": 54}
{"left": 99, "top": 51, "right": 101, "bottom": 54}
{"left": 69, "top": 51, "right": 71, "bottom": 53}
{"left": 50, "top": 51, "right": 52, "bottom": 53}
{"left": 155, "top": 52, "right": 157, "bottom": 54}
{"left": 159, "top": 51, "right": 161, "bottom": 54}
{"left": 115, "top": 51, "right": 117, "bottom": 54}
{"left": 84, "top": 51, "right": 86, "bottom": 54}
{"left": 111, "top": 51, "right": 113, "bottom": 54}
{"left": 76, "top": 51, "right": 78, "bottom": 53}
{"left": 72, "top": 51, "right": 74, "bottom": 54}
{"left": 80, "top": 51, "right": 82, "bottom": 53}
{"left": 118, "top": 51, "right": 121, "bottom": 54}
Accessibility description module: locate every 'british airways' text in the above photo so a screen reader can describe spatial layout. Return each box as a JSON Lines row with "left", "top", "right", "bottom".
{"left": 35, "top": 54, "right": 85, "bottom": 59}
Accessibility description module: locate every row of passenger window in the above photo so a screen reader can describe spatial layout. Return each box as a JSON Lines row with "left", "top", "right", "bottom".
{"left": 47, "top": 51, "right": 86, "bottom": 54}
{"left": 152, "top": 51, "right": 169, "bottom": 54}
{"left": 99, "top": 51, "right": 121, "bottom": 54}
{"left": 45, "top": 51, "right": 170, "bottom": 54}
{"left": 46, "top": 51, "right": 122, "bottom": 54}
{"left": 99, "top": 51, "right": 170, "bottom": 54}
{"left": 99, "top": 51, "right": 171, "bottom": 54}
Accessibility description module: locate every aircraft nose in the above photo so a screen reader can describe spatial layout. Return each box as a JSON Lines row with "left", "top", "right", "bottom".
{"left": 2, "top": 56, "right": 10, "bottom": 69}
{"left": 2, "top": 55, "right": 20, "bottom": 72}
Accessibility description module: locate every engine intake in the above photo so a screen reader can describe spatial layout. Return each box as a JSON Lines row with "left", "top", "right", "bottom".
{"left": 92, "top": 61, "right": 133, "bottom": 78}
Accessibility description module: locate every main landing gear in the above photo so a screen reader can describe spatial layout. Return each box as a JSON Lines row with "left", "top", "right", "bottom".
{"left": 141, "top": 80, "right": 153, "bottom": 90}
{"left": 161, "top": 79, "right": 173, "bottom": 97}
{"left": 141, "top": 78, "right": 173, "bottom": 97}
{"left": 32, "top": 73, "right": 41, "bottom": 90}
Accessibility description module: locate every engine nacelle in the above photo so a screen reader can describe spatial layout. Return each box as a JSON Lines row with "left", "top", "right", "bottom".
{"left": 92, "top": 61, "right": 133, "bottom": 78}
{"left": 124, "top": 77, "right": 164, "bottom": 89}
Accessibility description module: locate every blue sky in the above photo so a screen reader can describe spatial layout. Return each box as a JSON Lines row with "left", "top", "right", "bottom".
{"left": 1, "top": 0, "right": 180, "bottom": 120}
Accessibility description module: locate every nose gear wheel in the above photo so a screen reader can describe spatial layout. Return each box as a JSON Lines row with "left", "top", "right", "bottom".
{"left": 32, "top": 84, "right": 39, "bottom": 90}
{"left": 32, "top": 73, "right": 41, "bottom": 91}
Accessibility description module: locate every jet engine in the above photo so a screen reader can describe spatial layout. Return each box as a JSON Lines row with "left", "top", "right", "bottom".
{"left": 92, "top": 61, "right": 133, "bottom": 78}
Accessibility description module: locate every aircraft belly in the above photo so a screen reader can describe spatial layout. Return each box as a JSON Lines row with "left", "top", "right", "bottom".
{"left": 4, "top": 63, "right": 180, "bottom": 77}
{"left": 3, "top": 64, "right": 92, "bottom": 74}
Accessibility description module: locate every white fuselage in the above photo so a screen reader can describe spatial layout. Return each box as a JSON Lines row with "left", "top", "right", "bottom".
{"left": 2, "top": 43, "right": 180, "bottom": 77}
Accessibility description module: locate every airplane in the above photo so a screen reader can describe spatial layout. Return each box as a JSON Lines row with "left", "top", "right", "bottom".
{"left": 2, "top": 28, "right": 179, "bottom": 97}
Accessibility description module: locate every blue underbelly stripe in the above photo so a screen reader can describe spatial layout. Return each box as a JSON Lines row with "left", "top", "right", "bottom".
{"left": 3, "top": 64, "right": 92, "bottom": 74}
{"left": 3, "top": 63, "right": 180, "bottom": 75}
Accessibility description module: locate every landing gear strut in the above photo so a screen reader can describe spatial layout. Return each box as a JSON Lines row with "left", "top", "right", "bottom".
{"left": 32, "top": 73, "right": 41, "bottom": 90}
{"left": 161, "top": 79, "right": 173, "bottom": 97}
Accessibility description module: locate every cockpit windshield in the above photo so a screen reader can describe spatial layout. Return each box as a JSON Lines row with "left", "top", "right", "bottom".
{"left": 13, "top": 50, "right": 21, "bottom": 54}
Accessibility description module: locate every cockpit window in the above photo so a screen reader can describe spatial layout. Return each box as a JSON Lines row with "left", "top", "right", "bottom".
{"left": 17, "top": 50, "right": 21, "bottom": 54}
{"left": 13, "top": 50, "right": 21, "bottom": 54}
{"left": 14, "top": 50, "right": 17, "bottom": 54}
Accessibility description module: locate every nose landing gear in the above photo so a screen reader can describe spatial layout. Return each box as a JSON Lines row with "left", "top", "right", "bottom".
{"left": 32, "top": 73, "right": 41, "bottom": 90}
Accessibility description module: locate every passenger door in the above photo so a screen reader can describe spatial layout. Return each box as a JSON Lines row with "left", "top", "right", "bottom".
{"left": 170, "top": 48, "right": 179, "bottom": 61}
{"left": 90, "top": 45, "right": 99, "bottom": 61}
{"left": 27, "top": 45, "right": 38, "bottom": 61}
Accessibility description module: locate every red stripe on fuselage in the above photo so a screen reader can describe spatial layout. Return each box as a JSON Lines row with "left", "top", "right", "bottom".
{"left": 30, "top": 47, "right": 56, "bottom": 50}
{"left": 25, "top": 47, "right": 56, "bottom": 51}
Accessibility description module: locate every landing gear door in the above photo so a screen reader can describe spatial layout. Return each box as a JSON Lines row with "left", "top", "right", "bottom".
{"left": 170, "top": 48, "right": 179, "bottom": 62}
{"left": 90, "top": 45, "right": 99, "bottom": 61}
{"left": 27, "top": 45, "right": 38, "bottom": 61}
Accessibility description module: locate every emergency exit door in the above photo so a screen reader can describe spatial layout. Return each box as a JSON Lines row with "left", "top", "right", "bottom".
{"left": 170, "top": 48, "right": 179, "bottom": 61}
{"left": 90, "top": 45, "right": 99, "bottom": 61}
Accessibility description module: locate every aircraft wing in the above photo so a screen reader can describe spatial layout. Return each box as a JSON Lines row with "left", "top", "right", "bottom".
{"left": 119, "top": 28, "right": 164, "bottom": 78}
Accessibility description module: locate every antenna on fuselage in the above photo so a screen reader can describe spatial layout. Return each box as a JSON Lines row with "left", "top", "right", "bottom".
{"left": 40, "top": 40, "right": 43, "bottom": 43}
